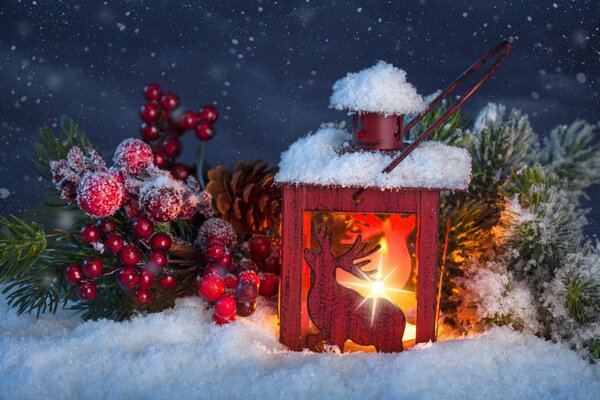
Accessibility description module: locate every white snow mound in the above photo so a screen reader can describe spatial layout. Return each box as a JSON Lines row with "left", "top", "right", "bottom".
{"left": 275, "top": 127, "right": 471, "bottom": 190}
{"left": 1, "top": 292, "right": 599, "bottom": 400}
{"left": 330, "top": 61, "right": 426, "bottom": 115}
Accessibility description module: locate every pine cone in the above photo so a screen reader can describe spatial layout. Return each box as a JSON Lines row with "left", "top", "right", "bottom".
{"left": 206, "top": 160, "right": 281, "bottom": 236}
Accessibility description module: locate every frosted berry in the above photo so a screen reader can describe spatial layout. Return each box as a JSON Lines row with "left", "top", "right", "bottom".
{"left": 213, "top": 313, "right": 236, "bottom": 325}
{"left": 138, "top": 270, "right": 155, "bottom": 289}
{"left": 64, "top": 264, "right": 84, "bottom": 284}
{"left": 119, "top": 244, "right": 142, "bottom": 266}
{"left": 141, "top": 123, "right": 161, "bottom": 142}
{"left": 160, "top": 92, "right": 180, "bottom": 112}
{"left": 134, "top": 289, "right": 152, "bottom": 307}
{"left": 238, "top": 270, "right": 260, "bottom": 287}
{"left": 113, "top": 139, "right": 154, "bottom": 176}
{"left": 123, "top": 195, "right": 144, "bottom": 221}
{"left": 236, "top": 301, "right": 257, "bottom": 317}
{"left": 194, "top": 123, "right": 214, "bottom": 141}
{"left": 263, "top": 256, "right": 281, "bottom": 274}
{"left": 235, "top": 279, "right": 258, "bottom": 303}
{"left": 198, "top": 105, "right": 218, "bottom": 123}
{"left": 143, "top": 83, "right": 162, "bottom": 102}
{"left": 224, "top": 274, "right": 237, "bottom": 289}
{"left": 104, "top": 233, "right": 124, "bottom": 253}
{"left": 140, "top": 179, "right": 183, "bottom": 223}
{"left": 249, "top": 235, "right": 272, "bottom": 261}
{"left": 80, "top": 223, "right": 100, "bottom": 244}
{"left": 153, "top": 150, "right": 169, "bottom": 169}
{"left": 82, "top": 257, "right": 103, "bottom": 279}
{"left": 78, "top": 282, "right": 97, "bottom": 300}
{"left": 170, "top": 163, "right": 191, "bottom": 181}
{"left": 259, "top": 273, "right": 279, "bottom": 298}
{"left": 206, "top": 243, "right": 226, "bottom": 262}
{"left": 197, "top": 218, "right": 236, "bottom": 249}
{"left": 204, "top": 263, "right": 228, "bottom": 278}
{"left": 133, "top": 218, "right": 154, "bottom": 239}
{"left": 161, "top": 137, "right": 183, "bottom": 158}
{"left": 149, "top": 232, "right": 172, "bottom": 251}
{"left": 98, "top": 218, "right": 117, "bottom": 234}
{"left": 146, "top": 250, "right": 168, "bottom": 272}
{"left": 140, "top": 103, "right": 160, "bottom": 122}
{"left": 118, "top": 266, "right": 140, "bottom": 289}
{"left": 77, "top": 172, "right": 123, "bottom": 218}
{"left": 214, "top": 295, "right": 236, "bottom": 318}
{"left": 236, "top": 258, "right": 258, "bottom": 274}
{"left": 157, "top": 275, "right": 177, "bottom": 289}
{"left": 198, "top": 274, "right": 225, "bottom": 302}
{"left": 179, "top": 110, "right": 198, "bottom": 131}
{"left": 215, "top": 254, "right": 232, "bottom": 270}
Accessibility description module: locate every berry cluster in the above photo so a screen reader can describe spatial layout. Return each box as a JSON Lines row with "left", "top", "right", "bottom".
{"left": 196, "top": 219, "right": 280, "bottom": 325}
{"left": 139, "top": 83, "right": 218, "bottom": 182}
{"left": 66, "top": 217, "right": 176, "bottom": 306}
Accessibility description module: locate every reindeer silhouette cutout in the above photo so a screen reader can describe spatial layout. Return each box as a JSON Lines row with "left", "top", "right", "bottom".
{"left": 304, "top": 224, "right": 406, "bottom": 353}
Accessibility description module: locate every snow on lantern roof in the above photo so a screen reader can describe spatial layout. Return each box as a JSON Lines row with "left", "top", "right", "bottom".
{"left": 275, "top": 127, "right": 471, "bottom": 190}
{"left": 329, "top": 61, "right": 426, "bottom": 116}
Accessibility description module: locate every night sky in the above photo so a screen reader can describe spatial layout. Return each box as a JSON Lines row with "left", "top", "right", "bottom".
{"left": 1, "top": 1, "right": 599, "bottom": 231}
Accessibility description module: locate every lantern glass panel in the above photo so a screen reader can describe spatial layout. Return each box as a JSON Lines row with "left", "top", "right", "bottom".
{"left": 302, "top": 211, "right": 419, "bottom": 350}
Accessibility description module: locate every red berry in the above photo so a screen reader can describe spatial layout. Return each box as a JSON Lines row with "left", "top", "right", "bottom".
{"left": 123, "top": 195, "right": 144, "bottom": 221}
{"left": 179, "top": 110, "right": 198, "bottom": 131}
{"left": 170, "top": 163, "right": 191, "bottom": 181}
{"left": 259, "top": 273, "right": 279, "bottom": 298}
{"left": 238, "top": 270, "right": 260, "bottom": 287}
{"left": 224, "top": 274, "right": 238, "bottom": 289}
{"left": 236, "top": 258, "right": 258, "bottom": 274}
{"left": 249, "top": 235, "right": 272, "bottom": 261}
{"left": 149, "top": 232, "right": 172, "bottom": 251}
{"left": 153, "top": 150, "right": 169, "bottom": 169}
{"left": 78, "top": 282, "right": 97, "bottom": 300}
{"left": 134, "top": 289, "right": 152, "bottom": 307}
{"left": 114, "top": 139, "right": 154, "bottom": 176}
{"left": 98, "top": 218, "right": 117, "bottom": 234}
{"left": 140, "top": 182, "right": 183, "bottom": 223}
{"left": 235, "top": 279, "right": 258, "bottom": 302}
{"left": 138, "top": 269, "right": 155, "bottom": 289}
{"left": 104, "top": 233, "right": 124, "bottom": 253}
{"left": 133, "top": 218, "right": 154, "bottom": 239}
{"left": 80, "top": 223, "right": 100, "bottom": 244}
{"left": 143, "top": 83, "right": 162, "bottom": 101}
{"left": 198, "top": 105, "right": 218, "bottom": 123}
{"left": 77, "top": 172, "right": 123, "bottom": 218}
{"left": 64, "top": 264, "right": 84, "bottom": 284}
{"left": 198, "top": 274, "right": 225, "bottom": 302}
{"left": 206, "top": 243, "right": 226, "bottom": 262}
{"left": 82, "top": 257, "right": 103, "bottom": 279}
{"left": 215, "top": 254, "right": 232, "bottom": 270}
{"left": 140, "top": 103, "right": 160, "bottom": 122}
{"left": 160, "top": 92, "right": 180, "bottom": 112}
{"left": 263, "top": 256, "right": 281, "bottom": 274}
{"left": 146, "top": 250, "right": 168, "bottom": 272}
{"left": 213, "top": 313, "right": 236, "bottom": 325}
{"left": 119, "top": 244, "right": 142, "bottom": 266}
{"left": 214, "top": 295, "right": 236, "bottom": 318}
{"left": 161, "top": 137, "right": 183, "bottom": 158}
{"left": 140, "top": 123, "right": 161, "bottom": 141}
{"left": 157, "top": 275, "right": 177, "bottom": 289}
{"left": 236, "top": 301, "right": 257, "bottom": 317}
{"left": 118, "top": 266, "right": 140, "bottom": 289}
{"left": 204, "top": 263, "right": 228, "bottom": 277}
{"left": 194, "top": 123, "right": 215, "bottom": 141}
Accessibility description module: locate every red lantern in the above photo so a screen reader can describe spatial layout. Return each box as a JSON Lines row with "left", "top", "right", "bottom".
{"left": 276, "top": 40, "right": 514, "bottom": 353}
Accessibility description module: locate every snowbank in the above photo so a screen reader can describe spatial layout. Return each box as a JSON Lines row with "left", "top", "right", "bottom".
{"left": 1, "top": 293, "right": 599, "bottom": 400}
{"left": 330, "top": 61, "right": 425, "bottom": 115}
{"left": 275, "top": 127, "right": 471, "bottom": 190}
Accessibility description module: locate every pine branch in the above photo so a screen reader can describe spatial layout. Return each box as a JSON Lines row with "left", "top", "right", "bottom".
{"left": 563, "top": 274, "right": 600, "bottom": 323}
{"left": 0, "top": 216, "right": 47, "bottom": 284}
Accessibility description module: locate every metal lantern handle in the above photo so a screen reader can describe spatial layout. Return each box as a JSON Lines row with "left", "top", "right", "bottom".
{"left": 352, "top": 38, "right": 516, "bottom": 205}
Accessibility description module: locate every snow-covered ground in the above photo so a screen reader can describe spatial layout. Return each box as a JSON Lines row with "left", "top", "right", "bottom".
{"left": 1, "top": 295, "right": 599, "bottom": 400}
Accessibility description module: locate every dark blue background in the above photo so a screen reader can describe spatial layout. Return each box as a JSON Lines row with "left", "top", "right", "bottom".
{"left": 1, "top": 1, "right": 598, "bottom": 233}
